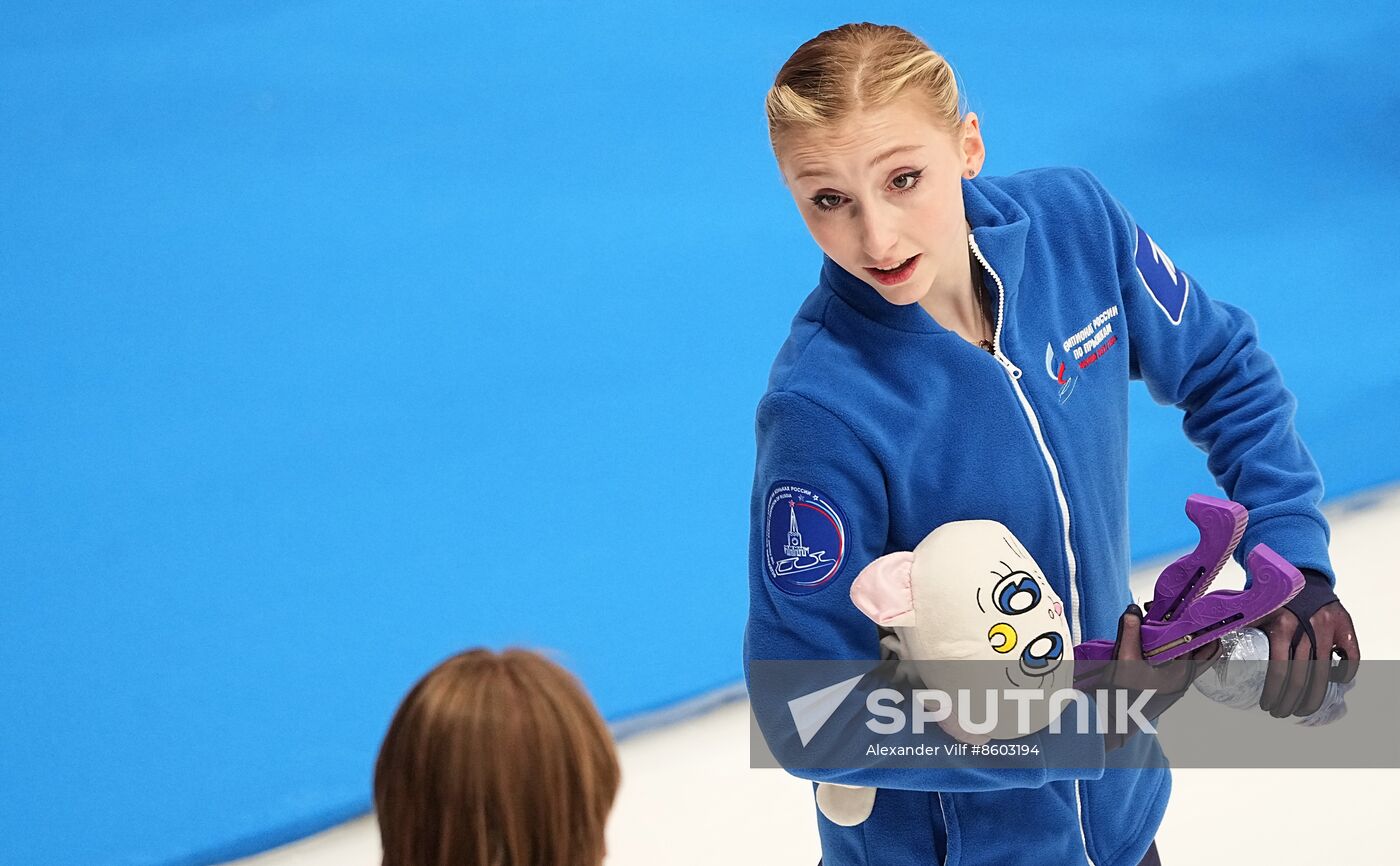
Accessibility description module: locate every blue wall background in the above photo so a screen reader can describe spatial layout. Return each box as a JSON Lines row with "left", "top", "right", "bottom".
{"left": 3, "top": 2, "right": 1397, "bottom": 864}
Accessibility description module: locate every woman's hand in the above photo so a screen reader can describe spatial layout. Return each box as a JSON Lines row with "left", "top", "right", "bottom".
{"left": 1095, "top": 604, "right": 1223, "bottom": 748}
{"left": 1252, "top": 569, "right": 1361, "bottom": 719}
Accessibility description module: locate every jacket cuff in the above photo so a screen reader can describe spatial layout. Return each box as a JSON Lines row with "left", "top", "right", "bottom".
{"left": 1239, "top": 513, "right": 1334, "bottom": 588}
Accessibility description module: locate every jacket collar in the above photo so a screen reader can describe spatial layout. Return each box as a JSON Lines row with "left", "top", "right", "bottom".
{"left": 820, "top": 174, "right": 1032, "bottom": 334}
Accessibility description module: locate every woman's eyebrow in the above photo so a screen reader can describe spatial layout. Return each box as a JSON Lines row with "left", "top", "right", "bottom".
{"left": 794, "top": 144, "right": 924, "bottom": 181}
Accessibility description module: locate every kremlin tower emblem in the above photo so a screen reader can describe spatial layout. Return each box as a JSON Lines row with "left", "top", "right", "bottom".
{"left": 764, "top": 481, "right": 847, "bottom": 595}
{"left": 779, "top": 500, "right": 831, "bottom": 574}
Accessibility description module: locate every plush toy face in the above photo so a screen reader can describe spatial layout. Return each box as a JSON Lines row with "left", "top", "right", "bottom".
{"left": 849, "top": 519, "right": 1075, "bottom": 739}
{"left": 909, "top": 521, "right": 1071, "bottom": 685}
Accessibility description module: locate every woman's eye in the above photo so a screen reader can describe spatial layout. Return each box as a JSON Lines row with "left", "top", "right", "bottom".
{"left": 994, "top": 573, "right": 1042, "bottom": 615}
{"left": 808, "top": 170, "right": 922, "bottom": 213}
{"left": 892, "top": 170, "right": 922, "bottom": 191}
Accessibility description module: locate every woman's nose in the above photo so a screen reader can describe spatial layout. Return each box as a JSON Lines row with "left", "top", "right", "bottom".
{"left": 859, "top": 204, "right": 900, "bottom": 263}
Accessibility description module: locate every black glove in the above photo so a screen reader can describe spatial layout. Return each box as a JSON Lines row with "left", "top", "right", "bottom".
{"left": 1254, "top": 568, "right": 1361, "bottom": 718}
{"left": 1094, "top": 604, "right": 1222, "bottom": 749}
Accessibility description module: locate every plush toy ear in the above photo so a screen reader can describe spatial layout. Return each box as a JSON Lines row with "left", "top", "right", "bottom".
{"left": 849, "top": 551, "right": 917, "bottom": 627}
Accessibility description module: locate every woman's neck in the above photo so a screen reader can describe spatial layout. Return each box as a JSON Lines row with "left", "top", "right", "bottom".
{"left": 916, "top": 225, "right": 987, "bottom": 339}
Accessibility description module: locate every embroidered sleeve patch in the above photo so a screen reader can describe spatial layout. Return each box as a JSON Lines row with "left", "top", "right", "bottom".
{"left": 1133, "top": 224, "right": 1190, "bottom": 325}
{"left": 764, "top": 481, "right": 848, "bottom": 596}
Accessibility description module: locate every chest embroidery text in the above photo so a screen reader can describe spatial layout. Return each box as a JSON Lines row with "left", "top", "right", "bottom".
{"left": 1061, "top": 304, "right": 1121, "bottom": 371}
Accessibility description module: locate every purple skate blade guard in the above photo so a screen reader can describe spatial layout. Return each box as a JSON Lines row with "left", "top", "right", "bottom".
{"left": 1146, "top": 495, "right": 1248, "bottom": 623}
{"left": 1073, "top": 545, "right": 1304, "bottom": 683}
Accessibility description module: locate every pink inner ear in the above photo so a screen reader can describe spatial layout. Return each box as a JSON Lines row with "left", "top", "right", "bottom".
{"left": 849, "top": 551, "right": 917, "bottom": 627}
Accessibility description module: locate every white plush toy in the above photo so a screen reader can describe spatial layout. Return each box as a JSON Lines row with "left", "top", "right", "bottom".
{"left": 850, "top": 519, "right": 1075, "bottom": 721}
{"left": 814, "top": 519, "right": 1075, "bottom": 827}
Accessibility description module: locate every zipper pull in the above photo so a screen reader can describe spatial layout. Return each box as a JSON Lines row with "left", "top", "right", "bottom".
{"left": 996, "top": 353, "right": 1023, "bottom": 379}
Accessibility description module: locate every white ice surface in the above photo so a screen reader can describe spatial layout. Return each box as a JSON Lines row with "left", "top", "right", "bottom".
{"left": 230, "top": 483, "right": 1400, "bottom": 866}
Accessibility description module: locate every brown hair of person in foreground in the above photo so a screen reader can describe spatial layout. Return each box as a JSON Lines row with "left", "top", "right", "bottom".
{"left": 375, "top": 647, "right": 621, "bottom": 866}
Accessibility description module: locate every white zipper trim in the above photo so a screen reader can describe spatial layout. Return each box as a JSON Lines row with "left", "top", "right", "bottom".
{"left": 935, "top": 791, "right": 950, "bottom": 866}
{"left": 1075, "top": 780, "right": 1101, "bottom": 866}
{"left": 968, "top": 232, "right": 1083, "bottom": 646}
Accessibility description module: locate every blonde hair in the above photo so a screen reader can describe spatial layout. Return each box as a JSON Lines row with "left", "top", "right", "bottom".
{"left": 374, "top": 648, "right": 621, "bottom": 866}
{"left": 766, "top": 22, "right": 966, "bottom": 164}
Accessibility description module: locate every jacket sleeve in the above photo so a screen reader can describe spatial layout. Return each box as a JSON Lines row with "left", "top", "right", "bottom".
{"left": 743, "top": 389, "right": 1104, "bottom": 791}
{"left": 1075, "top": 167, "right": 1336, "bottom": 587}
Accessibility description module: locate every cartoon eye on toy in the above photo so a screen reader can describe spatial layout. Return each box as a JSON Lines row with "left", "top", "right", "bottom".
{"left": 987, "top": 622, "right": 1017, "bottom": 654}
{"left": 1019, "top": 631, "right": 1064, "bottom": 677}
{"left": 993, "top": 571, "right": 1042, "bottom": 616}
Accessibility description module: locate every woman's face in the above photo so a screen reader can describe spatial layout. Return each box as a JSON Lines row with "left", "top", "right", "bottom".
{"left": 777, "top": 97, "right": 985, "bottom": 306}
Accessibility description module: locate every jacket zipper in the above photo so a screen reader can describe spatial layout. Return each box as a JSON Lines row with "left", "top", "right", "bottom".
{"left": 1074, "top": 781, "right": 1100, "bottom": 866}
{"left": 968, "top": 231, "right": 1098, "bottom": 866}
{"left": 967, "top": 232, "right": 1083, "bottom": 646}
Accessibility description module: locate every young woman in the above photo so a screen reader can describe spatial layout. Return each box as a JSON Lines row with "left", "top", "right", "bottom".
{"left": 374, "top": 648, "right": 620, "bottom": 866}
{"left": 744, "top": 22, "right": 1360, "bottom": 866}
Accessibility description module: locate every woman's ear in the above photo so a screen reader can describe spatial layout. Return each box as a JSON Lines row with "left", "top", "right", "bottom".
{"left": 959, "top": 112, "right": 985, "bottom": 178}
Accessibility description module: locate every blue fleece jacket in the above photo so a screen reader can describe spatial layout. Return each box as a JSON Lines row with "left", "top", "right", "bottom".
{"left": 744, "top": 166, "right": 1334, "bottom": 866}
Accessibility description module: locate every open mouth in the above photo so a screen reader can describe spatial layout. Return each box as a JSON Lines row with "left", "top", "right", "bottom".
{"left": 865, "top": 254, "right": 920, "bottom": 285}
